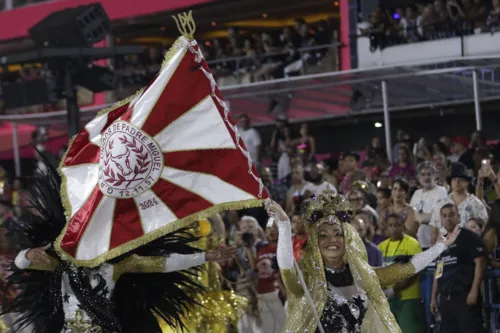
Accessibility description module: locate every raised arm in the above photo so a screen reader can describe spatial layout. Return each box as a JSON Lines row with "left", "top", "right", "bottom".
{"left": 113, "top": 247, "right": 238, "bottom": 277}
{"left": 14, "top": 245, "right": 58, "bottom": 271}
{"left": 376, "top": 242, "right": 447, "bottom": 288}
{"left": 265, "top": 200, "right": 303, "bottom": 296}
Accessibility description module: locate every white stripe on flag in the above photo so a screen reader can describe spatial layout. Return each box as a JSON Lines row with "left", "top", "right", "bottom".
{"left": 155, "top": 95, "right": 236, "bottom": 152}
{"left": 61, "top": 164, "right": 99, "bottom": 218}
{"left": 133, "top": 190, "right": 178, "bottom": 233}
{"left": 85, "top": 113, "right": 108, "bottom": 146}
{"left": 161, "top": 166, "right": 255, "bottom": 204}
{"left": 129, "top": 43, "right": 188, "bottom": 129}
{"left": 75, "top": 196, "right": 116, "bottom": 260}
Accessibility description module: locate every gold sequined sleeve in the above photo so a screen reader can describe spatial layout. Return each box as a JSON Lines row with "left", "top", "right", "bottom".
{"left": 280, "top": 267, "right": 304, "bottom": 296}
{"left": 376, "top": 242, "right": 447, "bottom": 288}
{"left": 113, "top": 254, "right": 167, "bottom": 278}
{"left": 113, "top": 253, "right": 206, "bottom": 279}
{"left": 375, "top": 263, "right": 416, "bottom": 288}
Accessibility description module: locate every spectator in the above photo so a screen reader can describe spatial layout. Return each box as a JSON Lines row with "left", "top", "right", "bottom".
{"left": 400, "top": 5, "right": 423, "bottom": 43}
{"left": 483, "top": 199, "right": 500, "bottom": 268}
{"left": 379, "top": 213, "right": 426, "bottom": 333}
{"left": 306, "top": 163, "right": 337, "bottom": 196}
{"left": 376, "top": 187, "right": 392, "bottom": 221}
{"left": 410, "top": 162, "right": 448, "bottom": 249}
{"left": 377, "top": 168, "right": 393, "bottom": 188}
{"left": 430, "top": 203, "right": 486, "bottom": 333}
{"left": 430, "top": 162, "right": 488, "bottom": 244}
{"left": 367, "top": 136, "right": 387, "bottom": 163}
{"left": 291, "top": 212, "right": 308, "bottom": 262}
{"left": 467, "top": 217, "right": 485, "bottom": 235}
{"left": 322, "top": 158, "right": 340, "bottom": 189}
{"left": 487, "top": 0, "right": 500, "bottom": 32}
{"left": 432, "top": 151, "right": 450, "bottom": 189}
{"left": 295, "top": 123, "right": 316, "bottom": 165}
{"left": 260, "top": 167, "right": 288, "bottom": 209}
{"left": 351, "top": 216, "right": 383, "bottom": 267}
{"left": 238, "top": 114, "right": 261, "bottom": 165}
{"left": 253, "top": 222, "right": 286, "bottom": 333}
{"left": 347, "top": 189, "right": 379, "bottom": 225}
{"left": 390, "top": 145, "right": 416, "bottom": 180}
{"left": 339, "top": 152, "right": 366, "bottom": 194}
{"left": 285, "top": 163, "right": 314, "bottom": 215}
{"left": 451, "top": 136, "right": 474, "bottom": 174}
{"left": 381, "top": 179, "right": 420, "bottom": 238}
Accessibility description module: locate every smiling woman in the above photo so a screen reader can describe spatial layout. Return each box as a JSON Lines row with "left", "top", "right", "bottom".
{"left": 265, "top": 189, "right": 460, "bottom": 333}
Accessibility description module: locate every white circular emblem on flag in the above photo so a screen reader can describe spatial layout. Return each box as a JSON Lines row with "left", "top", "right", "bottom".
{"left": 99, "top": 121, "right": 163, "bottom": 198}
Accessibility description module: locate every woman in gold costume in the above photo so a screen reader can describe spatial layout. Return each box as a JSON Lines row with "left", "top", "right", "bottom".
{"left": 265, "top": 189, "right": 459, "bottom": 333}
{"left": 160, "top": 217, "right": 247, "bottom": 333}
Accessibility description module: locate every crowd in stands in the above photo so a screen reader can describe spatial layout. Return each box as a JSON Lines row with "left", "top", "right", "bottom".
{"left": 116, "top": 19, "right": 337, "bottom": 88}
{"left": 1, "top": 117, "right": 500, "bottom": 332}
{"left": 359, "top": 0, "right": 500, "bottom": 50}
{"left": 0, "top": 18, "right": 337, "bottom": 115}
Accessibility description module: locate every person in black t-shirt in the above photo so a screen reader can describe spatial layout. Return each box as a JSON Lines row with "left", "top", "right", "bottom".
{"left": 430, "top": 203, "right": 486, "bottom": 333}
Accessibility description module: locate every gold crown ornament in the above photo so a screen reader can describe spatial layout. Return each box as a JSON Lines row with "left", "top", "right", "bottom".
{"left": 305, "top": 188, "right": 353, "bottom": 226}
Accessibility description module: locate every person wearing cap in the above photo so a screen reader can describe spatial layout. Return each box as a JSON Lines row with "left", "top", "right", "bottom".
{"left": 430, "top": 162, "right": 488, "bottom": 244}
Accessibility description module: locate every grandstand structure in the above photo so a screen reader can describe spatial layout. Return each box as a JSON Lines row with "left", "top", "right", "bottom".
{"left": 0, "top": 0, "right": 500, "bottom": 173}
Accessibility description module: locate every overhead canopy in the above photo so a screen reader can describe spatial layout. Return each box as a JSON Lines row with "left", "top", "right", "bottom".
{"left": 2, "top": 56, "right": 500, "bottom": 130}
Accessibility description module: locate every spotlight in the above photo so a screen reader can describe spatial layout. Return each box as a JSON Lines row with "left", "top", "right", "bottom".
{"left": 374, "top": 122, "right": 383, "bottom": 128}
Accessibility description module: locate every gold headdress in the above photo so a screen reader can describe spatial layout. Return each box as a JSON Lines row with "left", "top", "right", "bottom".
{"left": 282, "top": 189, "right": 401, "bottom": 333}
{"left": 305, "top": 188, "right": 352, "bottom": 226}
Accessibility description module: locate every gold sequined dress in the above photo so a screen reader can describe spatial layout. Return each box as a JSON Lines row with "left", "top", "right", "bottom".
{"left": 160, "top": 235, "right": 247, "bottom": 333}
{"left": 277, "top": 218, "right": 448, "bottom": 333}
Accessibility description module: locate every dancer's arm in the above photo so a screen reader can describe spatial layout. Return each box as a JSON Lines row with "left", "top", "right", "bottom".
{"left": 376, "top": 225, "right": 460, "bottom": 288}
{"left": 113, "top": 247, "right": 238, "bottom": 275}
{"left": 265, "top": 200, "right": 304, "bottom": 296}
{"left": 14, "top": 246, "right": 58, "bottom": 271}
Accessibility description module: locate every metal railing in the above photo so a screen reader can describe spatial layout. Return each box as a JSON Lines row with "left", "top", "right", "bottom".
{"left": 205, "top": 43, "right": 339, "bottom": 70}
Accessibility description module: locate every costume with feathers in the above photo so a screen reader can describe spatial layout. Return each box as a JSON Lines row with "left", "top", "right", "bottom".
{"left": 160, "top": 219, "right": 247, "bottom": 333}
{"left": 3, "top": 160, "right": 206, "bottom": 333}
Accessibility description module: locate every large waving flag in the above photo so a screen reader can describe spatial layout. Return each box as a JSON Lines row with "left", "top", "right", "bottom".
{"left": 56, "top": 20, "right": 267, "bottom": 266}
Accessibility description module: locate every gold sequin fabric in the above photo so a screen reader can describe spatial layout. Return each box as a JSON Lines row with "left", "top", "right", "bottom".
{"left": 161, "top": 235, "right": 247, "bottom": 333}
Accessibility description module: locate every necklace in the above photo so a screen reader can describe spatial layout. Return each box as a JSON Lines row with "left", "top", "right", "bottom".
{"left": 325, "top": 264, "right": 354, "bottom": 287}
{"left": 384, "top": 237, "right": 404, "bottom": 258}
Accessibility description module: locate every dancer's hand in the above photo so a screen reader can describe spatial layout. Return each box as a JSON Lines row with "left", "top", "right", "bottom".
{"left": 206, "top": 246, "right": 238, "bottom": 263}
{"left": 264, "top": 199, "right": 288, "bottom": 222}
{"left": 26, "top": 244, "right": 51, "bottom": 265}
{"left": 438, "top": 224, "right": 461, "bottom": 248}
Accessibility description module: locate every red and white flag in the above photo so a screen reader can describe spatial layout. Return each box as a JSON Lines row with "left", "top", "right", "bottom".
{"left": 56, "top": 36, "right": 268, "bottom": 266}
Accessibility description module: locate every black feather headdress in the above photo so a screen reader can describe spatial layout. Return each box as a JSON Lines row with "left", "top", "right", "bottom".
{"left": 3, "top": 155, "right": 205, "bottom": 333}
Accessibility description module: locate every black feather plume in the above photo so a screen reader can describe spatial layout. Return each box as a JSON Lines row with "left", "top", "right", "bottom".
{"left": 2, "top": 155, "right": 66, "bottom": 333}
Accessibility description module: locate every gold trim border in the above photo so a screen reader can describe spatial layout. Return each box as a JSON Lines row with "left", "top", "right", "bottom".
{"left": 56, "top": 198, "right": 264, "bottom": 267}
